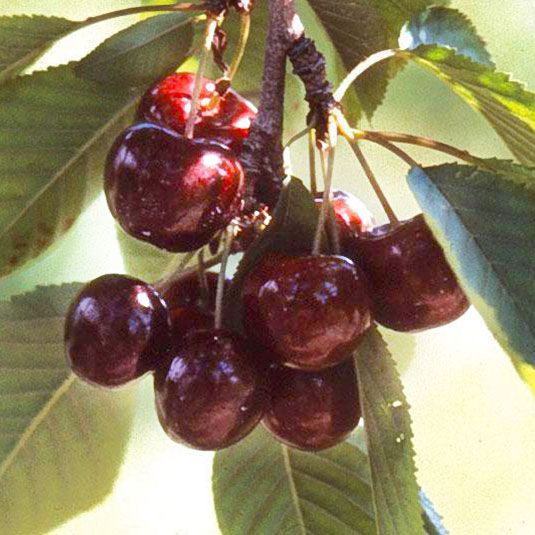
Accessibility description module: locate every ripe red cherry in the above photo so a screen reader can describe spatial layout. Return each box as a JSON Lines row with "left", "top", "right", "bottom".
{"left": 315, "top": 190, "right": 375, "bottom": 250}
{"left": 64, "top": 274, "right": 170, "bottom": 387}
{"left": 264, "top": 361, "right": 361, "bottom": 451}
{"left": 105, "top": 123, "right": 244, "bottom": 252}
{"left": 352, "top": 214, "right": 469, "bottom": 332}
{"left": 137, "top": 72, "right": 256, "bottom": 150}
{"left": 154, "top": 329, "right": 265, "bottom": 450}
{"left": 162, "top": 272, "right": 227, "bottom": 341}
{"left": 241, "top": 254, "right": 372, "bottom": 370}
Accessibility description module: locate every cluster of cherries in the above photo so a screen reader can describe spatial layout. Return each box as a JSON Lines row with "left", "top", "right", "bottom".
{"left": 64, "top": 72, "right": 469, "bottom": 452}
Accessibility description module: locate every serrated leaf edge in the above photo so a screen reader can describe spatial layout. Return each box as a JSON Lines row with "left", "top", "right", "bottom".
{"left": 77, "top": 13, "right": 194, "bottom": 73}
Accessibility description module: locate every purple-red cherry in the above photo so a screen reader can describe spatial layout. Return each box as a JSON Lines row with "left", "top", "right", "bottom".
{"left": 137, "top": 72, "right": 256, "bottom": 151}
{"left": 263, "top": 361, "right": 361, "bottom": 451}
{"left": 315, "top": 190, "right": 375, "bottom": 250}
{"left": 162, "top": 272, "right": 228, "bottom": 341}
{"left": 352, "top": 214, "right": 469, "bottom": 332}
{"left": 154, "top": 329, "right": 265, "bottom": 450}
{"left": 64, "top": 274, "right": 170, "bottom": 387}
{"left": 105, "top": 123, "right": 244, "bottom": 252}
{"left": 241, "top": 254, "right": 372, "bottom": 370}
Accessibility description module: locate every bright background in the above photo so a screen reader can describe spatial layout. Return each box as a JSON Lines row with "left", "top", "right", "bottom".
{"left": 1, "top": 1, "right": 535, "bottom": 534}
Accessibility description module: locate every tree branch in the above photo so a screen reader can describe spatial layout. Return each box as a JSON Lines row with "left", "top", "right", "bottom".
{"left": 240, "top": 0, "right": 303, "bottom": 210}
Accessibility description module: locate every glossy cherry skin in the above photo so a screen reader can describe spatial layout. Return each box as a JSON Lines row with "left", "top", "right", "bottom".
{"left": 352, "top": 214, "right": 469, "bottom": 332}
{"left": 315, "top": 190, "right": 375, "bottom": 251}
{"left": 241, "top": 254, "right": 372, "bottom": 370}
{"left": 137, "top": 72, "right": 256, "bottom": 150}
{"left": 64, "top": 274, "right": 171, "bottom": 387}
{"left": 263, "top": 361, "right": 361, "bottom": 451}
{"left": 105, "top": 123, "right": 244, "bottom": 252}
{"left": 154, "top": 329, "right": 265, "bottom": 450}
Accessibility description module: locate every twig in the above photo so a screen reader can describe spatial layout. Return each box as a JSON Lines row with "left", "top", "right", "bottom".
{"left": 214, "top": 226, "right": 234, "bottom": 329}
{"left": 358, "top": 130, "right": 487, "bottom": 168}
{"left": 347, "top": 139, "right": 400, "bottom": 225}
{"left": 333, "top": 49, "right": 399, "bottom": 102}
{"left": 185, "top": 17, "right": 219, "bottom": 139}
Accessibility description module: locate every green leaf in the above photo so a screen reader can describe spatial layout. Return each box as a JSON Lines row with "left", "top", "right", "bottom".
{"left": 213, "top": 426, "right": 377, "bottom": 535}
{"left": 0, "top": 284, "right": 136, "bottom": 534}
{"left": 213, "top": 427, "right": 443, "bottom": 535}
{"left": 399, "top": 7, "right": 492, "bottom": 66}
{"left": 0, "top": 65, "right": 137, "bottom": 277}
{"left": 75, "top": 12, "right": 194, "bottom": 87}
{"left": 354, "top": 327, "right": 424, "bottom": 535}
{"left": 407, "top": 163, "right": 535, "bottom": 394}
{"left": 406, "top": 45, "right": 535, "bottom": 166}
{"left": 223, "top": 177, "right": 319, "bottom": 333}
{"left": 116, "top": 223, "right": 175, "bottom": 283}
{"left": 306, "top": 0, "right": 448, "bottom": 118}
{"left": 0, "top": 15, "right": 79, "bottom": 84}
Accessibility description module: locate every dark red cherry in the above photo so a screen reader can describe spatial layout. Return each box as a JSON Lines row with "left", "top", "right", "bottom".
{"left": 352, "top": 214, "right": 469, "bottom": 332}
{"left": 137, "top": 72, "right": 256, "bottom": 150}
{"left": 315, "top": 190, "right": 375, "bottom": 250}
{"left": 64, "top": 274, "right": 170, "bottom": 387}
{"left": 241, "top": 254, "right": 372, "bottom": 370}
{"left": 105, "top": 123, "right": 244, "bottom": 252}
{"left": 162, "top": 272, "right": 227, "bottom": 341}
{"left": 264, "top": 361, "right": 361, "bottom": 451}
{"left": 163, "top": 271, "right": 220, "bottom": 312}
{"left": 154, "top": 329, "right": 265, "bottom": 450}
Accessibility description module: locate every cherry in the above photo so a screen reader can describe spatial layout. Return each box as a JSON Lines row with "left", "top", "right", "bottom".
{"left": 64, "top": 274, "right": 170, "bottom": 387}
{"left": 162, "top": 272, "right": 227, "bottom": 341}
{"left": 241, "top": 254, "right": 372, "bottom": 370}
{"left": 154, "top": 329, "right": 265, "bottom": 450}
{"left": 105, "top": 123, "right": 244, "bottom": 252}
{"left": 163, "top": 271, "right": 220, "bottom": 313}
{"left": 137, "top": 72, "right": 256, "bottom": 151}
{"left": 351, "top": 214, "right": 469, "bottom": 332}
{"left": 315, "top": 190, "right": 375, "bottom": 251}
{"left": 263, "top": 361, "right": 361, "bottom": 451}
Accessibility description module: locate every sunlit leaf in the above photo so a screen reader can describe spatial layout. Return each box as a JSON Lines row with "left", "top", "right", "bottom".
{"left": 76, "top": 12, "right": 195, "bottom": 87}
{"left": 0, "top": 15, "right": 78, "bottom": 83}
{"left": 406, "top": 45, "right": 535, "bottom": 166}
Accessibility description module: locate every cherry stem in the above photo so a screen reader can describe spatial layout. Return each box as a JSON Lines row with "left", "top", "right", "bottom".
{"left": 197, "top": 249, "right": 210, "bottom": 308}
{"left": 312, "top": 120, "right": 336, "bottom": 255}
{"left": 309, "top": 128, "right": 318, "bottom": 197}
{"left": 185, "top": 16, "right": 218, "bottom": 139}
{"left": 333, "top": 49, "right": 399, "bottom": 103}
{"left": 347, "top": 138, "right": 400, "bottom": 226}
{"left": 320, "top": 150, "right": 341, "bottom": 255}
{"left": 358, "top": 130, "right": 488, "bottom": 168}
{"left": 81, "top": 3, "right": 203, "bottom": 28}
{"left": 214, "top": 226, "right": 234, "bottom": 330}
{"left": 155, "top": 250, "right": 224, "bottom": 294}
{"left": 227, "top": 13, "right": 251, "bottom": 82}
